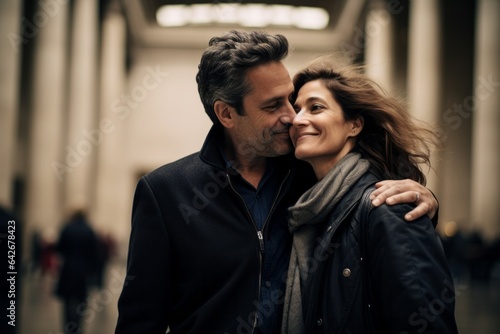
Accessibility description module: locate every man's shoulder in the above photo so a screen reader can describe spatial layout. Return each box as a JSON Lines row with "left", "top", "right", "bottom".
{"left": 151, "top": 152, "right": 200, "bottom": 172}
{"left": 142, "top": 151, "right": 214, "bottom": 185}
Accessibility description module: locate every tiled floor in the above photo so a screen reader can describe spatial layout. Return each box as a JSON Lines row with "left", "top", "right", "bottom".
{"left": 18, "top": 262, "right": 122, "bottom": 334}
{"left": 17, "top": 262, "right": 500, "bottom": 334}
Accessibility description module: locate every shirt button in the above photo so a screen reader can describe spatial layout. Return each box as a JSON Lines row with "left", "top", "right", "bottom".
{"left": 343, "top": 268, "right": 351, "bottom": 277}
{"left": 265, "top": 281, "right": 272, "bottom": 288}
{"left": 316, "top": 318, "right": 323, "bottom": 326}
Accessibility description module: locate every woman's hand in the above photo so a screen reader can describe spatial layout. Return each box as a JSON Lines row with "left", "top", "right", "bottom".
{"left": 369, "top": 179, "right": 438, "bottom": 221}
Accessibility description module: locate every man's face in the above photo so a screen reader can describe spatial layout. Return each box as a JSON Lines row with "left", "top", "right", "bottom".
{"left": 231, "top": 61, "right": 296, "bottom": 159}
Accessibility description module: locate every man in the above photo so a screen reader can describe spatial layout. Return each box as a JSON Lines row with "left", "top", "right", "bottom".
{"left": 55, "top": 209, "right": 99, "bottom": 334}
{"left": 115, "top": 30, "right": 438, "bottom": 334}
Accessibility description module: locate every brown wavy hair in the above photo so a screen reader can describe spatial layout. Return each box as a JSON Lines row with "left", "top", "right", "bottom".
{"left": 292, "top": 55, "right": 441, "bottom": 185}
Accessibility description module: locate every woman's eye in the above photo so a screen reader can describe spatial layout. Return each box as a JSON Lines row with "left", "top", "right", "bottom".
{"left": 311, "top": 104, "right": 323, "bottom": 111}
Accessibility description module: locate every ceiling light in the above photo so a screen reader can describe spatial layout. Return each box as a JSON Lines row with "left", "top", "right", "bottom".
{"left": 190, "top": 4, "right": 212, "bottom": 24}
{"left": 270, "top": 5, "right": 294, "bottom": 26}
{"left": 293, "top": 6, "right": 330, "bottom": 30}
{"left": 238, "top": 4, "right": 270, "bottom": 27}
{"left": 212, "top": 4, "right": 239, "bottom": 24}
{"left": 156, "top": 3, "right": 330, "bottom": 30}
{"left": 156, "top": 5, "right": 189, "bottom": 27}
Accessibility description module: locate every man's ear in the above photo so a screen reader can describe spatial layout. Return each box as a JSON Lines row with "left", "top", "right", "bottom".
{"left": 350, "top": 116, "right": 364, "bottom": 137}
{"left": 214, "top": 100, "right": 236, "bottom": 128}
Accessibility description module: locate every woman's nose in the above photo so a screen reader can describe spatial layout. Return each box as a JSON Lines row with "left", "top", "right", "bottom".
{"left": 292, "top": 109, "right": 307, "bottom": 126}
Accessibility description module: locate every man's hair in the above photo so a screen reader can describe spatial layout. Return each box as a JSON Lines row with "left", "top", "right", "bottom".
{"left": 292, "top": 55, "right": 441, "bottom": 184}
{"left": 196, "top": 30, "right": 289, "bottom": 125}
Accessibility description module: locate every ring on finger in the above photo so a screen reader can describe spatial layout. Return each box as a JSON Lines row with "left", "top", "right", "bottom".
{"left": 414, "top": 191, "right": 420, "bottom": 203}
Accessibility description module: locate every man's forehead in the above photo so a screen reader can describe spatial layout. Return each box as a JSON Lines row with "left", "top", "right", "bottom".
{"left": 246, "top": 61, "right": 290, "bottom": 79}
{"left": 245, "top": 64, "right": 293, "bottom": 98}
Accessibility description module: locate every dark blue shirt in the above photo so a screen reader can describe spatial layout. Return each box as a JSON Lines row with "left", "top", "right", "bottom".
{"left": 224, "top": 156, "right": 290, "bottom": 333}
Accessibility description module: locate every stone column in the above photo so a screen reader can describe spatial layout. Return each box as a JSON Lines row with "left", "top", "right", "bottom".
{"left": 24, "top": 0, "right": 69, "bottom": 241}
{"left": 0, "top": 1, "right": 22, "bottom": 208}
{"left": 470, "top": 0, "right": 500, "bottom": 239}
{"left": 64, "top": 0, "right": 99, "bottom": 213}
{"left": 434, "top": 0, "right": 475, "bottom": 236}
{"left": 93, "top": 2, "right": 128, "bottom": 240}
{"left": 364, "top": 0, "right": 396, "bottom": 91}
{"left": 406, "top": 0, "right": 442, "bottom": 192}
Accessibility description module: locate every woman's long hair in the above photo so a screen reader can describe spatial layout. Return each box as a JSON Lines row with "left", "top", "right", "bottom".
{"left": 292, "top": 55, "right": 441, "bottom": 185}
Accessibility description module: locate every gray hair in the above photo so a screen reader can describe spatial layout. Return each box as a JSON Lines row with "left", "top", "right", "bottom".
{"left": 196, "top": 30, "right": 289, "bottom": 125}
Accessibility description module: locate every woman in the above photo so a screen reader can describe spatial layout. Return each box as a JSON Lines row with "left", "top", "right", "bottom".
{"left": 282, "top": 57, "right": 458, "bottom": 333}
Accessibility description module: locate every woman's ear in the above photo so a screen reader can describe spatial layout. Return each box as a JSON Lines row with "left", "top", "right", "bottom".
{"left": 214, "top": 100, "right": 236, "bottom": 128}
{"left": 350, "top": 116, "right": 364, "bottom": 137}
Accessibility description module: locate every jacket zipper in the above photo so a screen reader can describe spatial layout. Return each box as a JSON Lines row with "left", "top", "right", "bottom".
{"left": 257, "top": 231, "right": 265, "bottom": 252}
{"left": 226, "top": 169, "right": 291, "bottom": 333}
{"left": 260, "top": 169, "right": 291, "bottom": 233}
{"left": 226, "top": 174, "right": 262, "bottom": 333}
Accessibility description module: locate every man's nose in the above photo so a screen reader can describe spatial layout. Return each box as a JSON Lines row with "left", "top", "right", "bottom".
{"left": 280, "top": 101, "right": 296, "bottom": 125}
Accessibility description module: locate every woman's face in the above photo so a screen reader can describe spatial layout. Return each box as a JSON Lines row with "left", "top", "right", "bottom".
{"left": 290, "top": 79, "right": 362, "bottom": 178}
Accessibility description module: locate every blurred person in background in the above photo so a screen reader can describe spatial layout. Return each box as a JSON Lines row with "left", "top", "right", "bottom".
{"left": 55, "top": 209, "right": 99, "bottom": 334}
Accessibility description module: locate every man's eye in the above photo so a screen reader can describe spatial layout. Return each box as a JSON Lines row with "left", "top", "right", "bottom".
{"left": 265, "top": 104, "right": 279, "bottom": 111}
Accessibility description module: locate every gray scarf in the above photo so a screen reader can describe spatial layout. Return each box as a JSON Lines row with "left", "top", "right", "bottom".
{"left": 282, "top": 152, "right": 370, "bottom": 334}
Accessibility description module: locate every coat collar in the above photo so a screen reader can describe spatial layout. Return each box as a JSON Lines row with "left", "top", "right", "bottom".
{"left": 324, "top": 172, "right": 379, "bottom": 237}
{"left": 199, "top": 125, "right": 227, "bottom": 170}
